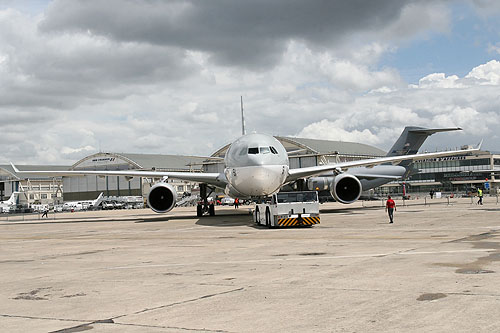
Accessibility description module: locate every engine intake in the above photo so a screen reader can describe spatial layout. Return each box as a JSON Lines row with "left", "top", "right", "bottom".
{"left": 147, "top": 183, "right": 177, "bottom": 213}
{"left": 331, "top": 174, "right": 362, "bottom": 204}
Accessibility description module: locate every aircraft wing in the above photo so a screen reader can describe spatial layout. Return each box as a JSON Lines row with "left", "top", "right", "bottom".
{"left": 10, "top": 163, "right": 228, "bottom": 189}
{"left": 286, "top": 146, "right": 480, "bottom": 182}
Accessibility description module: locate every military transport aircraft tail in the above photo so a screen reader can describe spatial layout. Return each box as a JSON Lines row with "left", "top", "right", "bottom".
{"left": 387, "top": 126, "right": 462, "bottom": 167}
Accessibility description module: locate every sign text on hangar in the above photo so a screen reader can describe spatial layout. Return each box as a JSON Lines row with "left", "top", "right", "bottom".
{"left": 77, "top": 155, "right": 130, "bottom": 168}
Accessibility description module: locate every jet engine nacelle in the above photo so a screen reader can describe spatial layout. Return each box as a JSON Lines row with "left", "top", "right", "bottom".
{"left": 307, "top": 174, "right": 362, "bottom": 204}
{"left": 331, "top": 173, "right": 362, "bottom": 204}
{"left": 147, "top": 182, "right": 177, "bottom": 213}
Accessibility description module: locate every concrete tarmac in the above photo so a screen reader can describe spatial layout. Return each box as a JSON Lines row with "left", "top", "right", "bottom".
{"left": 1, "top": 197, "right": 499, "bottom": 332}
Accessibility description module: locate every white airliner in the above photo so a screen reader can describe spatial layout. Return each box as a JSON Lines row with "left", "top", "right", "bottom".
{"left": 62, "top": 192, "right": 104, "bottom": 211}
{"left": 11, "top": 132, "right": 478, "bottom": 216}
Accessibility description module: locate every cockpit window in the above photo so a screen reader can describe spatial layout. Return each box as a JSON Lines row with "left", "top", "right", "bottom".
{"left": 248, "top": 146, "right": 279, "bottom": 155}
{"left": 260, "top": 147, "right": 271, "bottom": 154}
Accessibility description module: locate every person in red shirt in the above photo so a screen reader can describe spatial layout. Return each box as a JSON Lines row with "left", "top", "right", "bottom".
{"left": 385, "top": 195, "right": 396, "bottom": 224}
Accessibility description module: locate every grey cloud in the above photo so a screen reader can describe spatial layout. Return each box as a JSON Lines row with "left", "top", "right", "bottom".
{"left": 0, "top": 109, "right": 58, "bottom": 138}
{"left": 0, "top": 42, "right": 196, "bottom": 109}
{"left": 472, "top": 0, "right": 500, "bottom": 14}
{"left": 0, "top": 8, "right": 198, "bottom": 111}
{"left": 40, "top": 0, "right": 416, "bottom": 69}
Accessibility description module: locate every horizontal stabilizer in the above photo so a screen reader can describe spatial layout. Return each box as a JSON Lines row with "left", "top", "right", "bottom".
{"left": 408, "top": 127, "right": 462, "bottom": 135}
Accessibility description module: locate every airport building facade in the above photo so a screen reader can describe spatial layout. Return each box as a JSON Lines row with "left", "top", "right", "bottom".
{"left": 62, "top": 153, "right": 210, "bottom": 201}
{"left": 401, "top": 151, "right": 500, "bottom": 195}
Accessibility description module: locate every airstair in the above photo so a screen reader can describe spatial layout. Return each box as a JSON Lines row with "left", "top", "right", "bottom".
{"left": 176, "top": 195, "right": 199, "bottom": 207}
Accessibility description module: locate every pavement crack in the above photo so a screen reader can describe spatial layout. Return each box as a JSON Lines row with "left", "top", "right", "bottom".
{"left": 2, "top": 289, "right": 243, "bottom": 333}
{"left": 50, "top": 322, "right": 97, "bottom": 333}
{"left": 0, "top": 313, "right": 91, "bottom": 324}
{"left": 111, "top": 322, "right": 232, "bottom": 332}
{"left": 125, "top": 287, "right": 245, "bottom": 317}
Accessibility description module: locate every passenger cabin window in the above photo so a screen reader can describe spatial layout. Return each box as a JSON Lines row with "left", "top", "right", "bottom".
{"left": 260, "top": 147, "right": 271, "bottom": 154}
{"left": 248, "top": 147, "right": 259, "bottom": 154}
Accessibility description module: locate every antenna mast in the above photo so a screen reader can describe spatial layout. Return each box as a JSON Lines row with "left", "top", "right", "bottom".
{"left": 240, "top": 96, "right": 246, "bottom": 135}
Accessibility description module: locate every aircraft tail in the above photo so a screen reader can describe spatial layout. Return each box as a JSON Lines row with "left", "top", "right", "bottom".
{"left": 92, "top": 192, "right": 104, "bottom": 207}
{"left": 387, "top": 126, "right": 462, "bottom": 167}
{"left": 3, "top": 192, "right": 20, "bottom": 205}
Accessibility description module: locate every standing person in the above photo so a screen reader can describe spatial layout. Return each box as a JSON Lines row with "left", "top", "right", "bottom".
{"left": 385, "top": 195, "right": 396, "bottom": 224}
{"left": 234, "top": 198, "right": 239, "bottom": 209}
{"left": 429, "top": 190, "right": 434, "bottom": 199}
{"left": 477, "top": 188, "right": 483, "bottom": 205}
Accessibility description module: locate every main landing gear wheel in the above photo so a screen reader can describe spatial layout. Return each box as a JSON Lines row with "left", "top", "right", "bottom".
{"left": 197, "top": 183, "right": 215, "bottom": 217}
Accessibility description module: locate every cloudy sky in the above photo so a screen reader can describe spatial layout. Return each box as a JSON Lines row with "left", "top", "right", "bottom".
{"left": 1, "top": 0, "right": 500, "bottom": 165}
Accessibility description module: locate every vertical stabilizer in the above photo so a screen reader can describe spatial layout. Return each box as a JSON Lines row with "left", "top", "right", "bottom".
{"left": 388, "top": 126, "right": 461, "bottom": 155}
{"left": 93, "top": 192, "right": 104, "bottom": 207}
{"left": 4, "top": 192, "right": 19, "bottom": 205}
{"left": 387, "top": 126, "right": 462, "bottom": 168}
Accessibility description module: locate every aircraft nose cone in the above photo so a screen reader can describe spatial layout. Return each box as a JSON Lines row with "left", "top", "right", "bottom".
{"left": 229, "top": 165, "right": 286, "bottom": 196}
{"left": 246, "top": 154, "right": 265, "bottom": 166}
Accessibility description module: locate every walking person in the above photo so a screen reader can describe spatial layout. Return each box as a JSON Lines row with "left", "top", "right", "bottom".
{"left": 234, "top": 197, "right": 239, "bottom": 209}
{"left": 41, "top": 208, "right": 49, "bottom": 218}
{"left": 385, "top": 195, "right": 396, "bottom": 224}
{"left": 477, "top": 188, "right": 483, "bottom": 205}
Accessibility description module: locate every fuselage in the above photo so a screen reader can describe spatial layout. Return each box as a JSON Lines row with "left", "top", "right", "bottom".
{"left": 224, "top": 133, "right": 289, "bottom": 197}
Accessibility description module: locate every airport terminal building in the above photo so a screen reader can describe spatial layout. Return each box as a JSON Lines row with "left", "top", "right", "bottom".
{"left": 403, "top": 150, "right": 500, "bottom": 195}
{"left": 1, "top": 137, "right": 498, "bottom": 207}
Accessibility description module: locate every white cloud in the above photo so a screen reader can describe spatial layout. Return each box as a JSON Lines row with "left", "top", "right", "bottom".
{"left": 297, "top": 60, "right": 500, "bottom": 152}
{"left": 417, "top": 73, "right": 463, "bottom": 88}
{"left": 299, "top": 120, "right": 381, "bottom": 144}
{"left": 465, "top": 60, "right": 500, "bottom": 85}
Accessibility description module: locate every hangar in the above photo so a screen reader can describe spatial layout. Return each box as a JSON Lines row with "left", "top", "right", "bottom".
{"left": 63, "top": 152, "right": 210, "bottom": 201}
{"left": 204, "top": 136, "right": 386, "bottom": 173}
